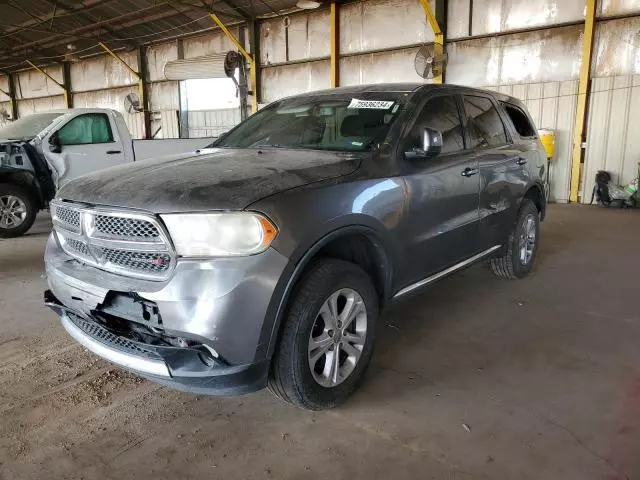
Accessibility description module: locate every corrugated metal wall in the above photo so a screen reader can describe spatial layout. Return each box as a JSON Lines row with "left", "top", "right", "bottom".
{"left": 187, "top": 109, "right": 241, "bottom": 138}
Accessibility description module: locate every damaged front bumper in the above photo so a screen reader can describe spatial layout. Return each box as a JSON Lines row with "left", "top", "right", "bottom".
{"left": 44, "top": 232, "right": 289, "bottom": 395}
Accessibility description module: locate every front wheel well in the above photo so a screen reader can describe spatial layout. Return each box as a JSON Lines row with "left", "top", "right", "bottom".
{"left": 310, "top": 232, "right": 390, "bottom": 306}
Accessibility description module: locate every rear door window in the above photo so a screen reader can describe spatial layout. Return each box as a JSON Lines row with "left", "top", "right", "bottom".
{"left": 463, "top": 95, "right": 508, "bottom": 149}
{"left": 501, "top": 103, "right": 537, "bottom": 138}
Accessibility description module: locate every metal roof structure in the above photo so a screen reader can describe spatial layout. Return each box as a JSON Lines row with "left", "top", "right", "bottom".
{"left": 0, "top": 0, "right": 303, "bottom": 71}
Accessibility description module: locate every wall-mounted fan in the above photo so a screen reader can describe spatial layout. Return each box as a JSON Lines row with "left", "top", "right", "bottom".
{"left": 415, "top": 43, "right": 448, "bottom": 79}
{"left": 124, "top": 92, "right": 142, "bottom": 113}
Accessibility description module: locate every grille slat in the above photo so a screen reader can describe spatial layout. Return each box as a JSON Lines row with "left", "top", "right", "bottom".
{"left": 51, "top": 201, "right": 173, "bottom": 280}
{"left": 95, "top": 215, "right": 160, "bottom": 239}
{"left": 99, "top": 248, "right": 171, "bottom": 273}
{"left": 53, "top": 204, "right": 81, "bottom": 230}
{"left": 65, "top": 237, "right": 90, "bottom": 256}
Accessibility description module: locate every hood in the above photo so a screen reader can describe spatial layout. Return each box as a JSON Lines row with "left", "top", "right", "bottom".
{"left": 57, "top": 147, "right": 361, "bottom": 213}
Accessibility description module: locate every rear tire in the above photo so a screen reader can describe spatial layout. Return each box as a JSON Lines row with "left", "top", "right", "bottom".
{"left": 0, "top": 183, "right": 37, "bottom": 239}
{"left": 268, "top": 258, "right": 378, "bottom": 410}
{"left": 490, "top": 199, "right": 539, "bottom": 279}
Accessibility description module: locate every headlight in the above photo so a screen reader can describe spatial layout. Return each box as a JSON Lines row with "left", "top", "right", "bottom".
{"left": 160, "top": 212, "right": 277, "bottom": 257}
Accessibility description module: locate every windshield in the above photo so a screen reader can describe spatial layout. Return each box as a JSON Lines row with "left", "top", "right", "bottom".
{"left": 0, "top": 113, "right": 64, "bottom": 141}
{"left": 213, "top": 92, "right": 407, "bottom": 152}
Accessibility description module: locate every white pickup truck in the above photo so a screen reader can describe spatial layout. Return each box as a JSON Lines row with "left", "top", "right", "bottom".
{"left": 0, "top": 108, "right": 214, "bottom": 237}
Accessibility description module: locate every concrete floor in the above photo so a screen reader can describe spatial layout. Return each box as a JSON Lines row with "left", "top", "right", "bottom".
{"left": 1, "top": 204, "right": 639, "bottom": 480}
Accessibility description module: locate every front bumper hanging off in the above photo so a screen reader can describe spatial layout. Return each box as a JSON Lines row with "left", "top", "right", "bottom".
{"left": 45, "top": 291, "right": 270, "bottom": 395}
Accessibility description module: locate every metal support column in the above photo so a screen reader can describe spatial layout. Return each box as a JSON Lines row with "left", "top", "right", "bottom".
{"left": 209, "top": 13, "right": 258, "bottom": 113}
{"left": 137, "top": 46, "right": 152, "bottom": 139}
{"left": 99, "top": 42, "right": 151, "bottom": 138}
{"left": 330, "top": 1, "right": 339, "bottom": 88}
{"left": 249, "top": 19, "right": 262, "bottom": 107}
{"left": 26, "top": 60, "right": 72, "bottom": 108}
{"left": 62, "top": 62, "right": 73, "bottom": 108}
{"left": 3, "top": 72, "right": 19, "bottom": 120}
{"left": 569, "top": 0, "right": 597, "bottom": 202}
{"left": 419, "top": 0, "right": 445, "bottom": 84}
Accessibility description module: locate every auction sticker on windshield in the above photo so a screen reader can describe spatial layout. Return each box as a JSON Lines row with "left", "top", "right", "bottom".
{"left": 348, "top": 99, "right": 395, "bottom": 109}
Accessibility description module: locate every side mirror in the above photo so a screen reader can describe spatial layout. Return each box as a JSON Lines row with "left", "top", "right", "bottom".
{"left": 49, "top": 133, "right": 61, "bottom": 153}
{"left": 405, "top": 127, "right": 443, "bottom": 159}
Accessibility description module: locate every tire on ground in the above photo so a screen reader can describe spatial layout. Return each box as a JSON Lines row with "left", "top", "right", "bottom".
{"left": 490, "top": 198, "right": 540, "bottom": 280}
{"left": 0, "top": 183, "right": 37, "bottom": 239}
{"left": 268, "top": 258, "right": 378, "bottom": 410}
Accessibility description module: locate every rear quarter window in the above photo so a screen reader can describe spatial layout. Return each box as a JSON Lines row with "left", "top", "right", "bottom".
{"left": 501, "top": 103, "right": 537, "bottom": 138}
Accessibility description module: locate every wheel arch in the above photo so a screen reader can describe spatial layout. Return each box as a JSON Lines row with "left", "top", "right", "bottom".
{"left": 0, "top": 170, "right": 43, "bottom": 209}
{"left": 261, "top": 223, "right": 393, "bottom": 361}
{"left": 523, "top": 181, "right": 546, "bottom": 221}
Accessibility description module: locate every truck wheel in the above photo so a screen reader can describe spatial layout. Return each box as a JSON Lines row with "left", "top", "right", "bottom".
{"left": 0, "top": 184, "right": 37, "bottom": 239}
{"left": 268, "top": 258, "right": 378, "bottom": 410}
{"left": 490, "top": 199, "right": 539, "bottom": 279}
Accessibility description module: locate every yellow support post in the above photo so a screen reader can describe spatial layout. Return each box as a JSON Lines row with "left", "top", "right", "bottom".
{"left": 209, "top": 13, "right": 258, "bottom": 113}
{"left": 569, "top": 0, "right": 597, "bottom": 203}
{"left": 330, "top": 1, "right": 339, "bottom": 88}
{"left": 419, "top": 0, "right": 444, "bottom": 84}
{"left": 26, "top": 59, "right": 71, "bottom": 107}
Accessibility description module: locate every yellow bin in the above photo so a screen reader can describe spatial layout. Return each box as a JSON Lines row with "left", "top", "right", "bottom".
{"left": 538, "top": 128, "right": 555, "bottom": 160}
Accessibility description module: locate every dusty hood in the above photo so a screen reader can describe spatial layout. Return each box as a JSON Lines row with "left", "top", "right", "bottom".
{"left": 57, "top": 148, "right": 361, "bottom": 212}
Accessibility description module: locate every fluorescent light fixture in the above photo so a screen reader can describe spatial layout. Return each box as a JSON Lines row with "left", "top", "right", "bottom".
{"left": 297, "top": 0, "right": 321, "bottom": 9}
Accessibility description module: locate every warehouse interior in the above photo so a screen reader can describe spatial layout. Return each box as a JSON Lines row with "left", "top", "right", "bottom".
{"left": 1, "top": 0, "right": 640, "bottom": 479}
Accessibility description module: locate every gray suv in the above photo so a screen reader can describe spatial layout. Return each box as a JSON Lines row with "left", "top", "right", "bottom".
{"left": 44, "top": 84, "right": 546, "bottom": 410}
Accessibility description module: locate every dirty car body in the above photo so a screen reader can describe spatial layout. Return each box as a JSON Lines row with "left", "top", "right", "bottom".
{"left": 44, "top": 84, "right": 547, "bottom": 405}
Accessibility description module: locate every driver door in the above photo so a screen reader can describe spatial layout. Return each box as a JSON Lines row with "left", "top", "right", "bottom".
{"left": 398, "top": 93, "right": 481, "bottom": 288}
{"left": 46, "top": 112, "right": 125, "bottom": 186}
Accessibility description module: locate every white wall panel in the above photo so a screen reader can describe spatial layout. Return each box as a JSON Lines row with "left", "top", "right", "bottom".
{"left": 17, "top": 95, "right": 66, "bottom": 116}
{"left": 340, "top": 47, "right": 429, "bottom": 86}
{"left": 71, "top": 52, "right": 138, "bottom": 92}
{"left": 72, "top": 85, "right": 137, "bottom": 112}
{"left": 261, "top": 61, "right": 331, "bottom": 103}
{"left": 593, "top": 17, "right": 640, "bottom": 77}
{"left": 339, "top": 0, "right": 434, "bottom": 55}
{"left": 486, "top": 81, "right": 578, "bottom": 203}
{"left": 447, "top": 25, "right": 582, "bottom": 86}
{"left": 16, "top": 66, "right": 64, "bottom": 99}
{"left": 0, "top": 102, "right": 11, "bottom": 126}
{"left": 260, "top": 10, "right": 330, "bottom": 65}
{"left": 187, "top": 108, "right": 241, "bottom": 138}
{"left": 471, "top": 0, "right": 584, "bottom": 36}
{"left": 147, "top": 42, "right": 178, "bottom": 82}
{"left": 583, "top": 75, "right": 640, "bottom": 203}
{"left": 598, "top": 0, "right": 640, "bottom": 17}
{"left": 0, "top": 76, "right": 9, "bottom": 102}
{"left": 448, "top": 0, "right": 471, "bottom": 39}
{"left": 149, "top": 81, "right": 179, "bottom": 111}
{"left": 183, "top": 29, "right": 239, "bottom": 59}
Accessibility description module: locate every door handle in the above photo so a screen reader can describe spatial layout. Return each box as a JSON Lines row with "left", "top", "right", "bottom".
{"left": 461, "top": 167, "right": 479, "bottom": 177}
{"left": 515, "top": 157, "right": 527, "bottom": 165}
{"left": 106, "top": 150, "right": 122, "bottom": 155}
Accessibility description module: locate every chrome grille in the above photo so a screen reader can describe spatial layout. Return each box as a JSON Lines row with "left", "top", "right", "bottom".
{"left": 95, "top": 215, "right": 160, "bottom": 239}
{"left": 51, "top": 200, "right": 174, "bottom": 280}
{"left": 52, "top": 204, "right": 81, "bottom": 231}
{"left": 99, "top": 248, "right": 171, "bottom": 273}
{"left": 65, "top": 237, "right": 90, "bottom": 256}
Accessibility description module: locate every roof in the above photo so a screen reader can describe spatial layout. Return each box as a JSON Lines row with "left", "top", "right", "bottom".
{"left": 0, "top": 0, "right": 302, "bottom": 72}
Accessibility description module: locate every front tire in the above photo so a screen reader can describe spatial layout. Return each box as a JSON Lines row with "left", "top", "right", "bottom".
{"left": 268, "top": 258, "right": 378, "bottom": 410}
{"left": 0, "top": 184, "right": 37, "bottom": 239}
{"left": 490, "top": 199, "right": 540, "bottom": 279}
